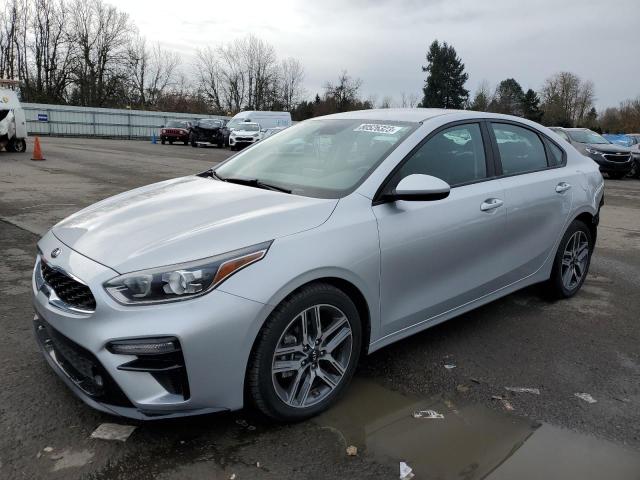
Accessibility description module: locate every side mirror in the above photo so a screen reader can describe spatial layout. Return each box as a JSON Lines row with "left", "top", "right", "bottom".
{"left": 388, "top": 174, "right": 450, "bottom": 201}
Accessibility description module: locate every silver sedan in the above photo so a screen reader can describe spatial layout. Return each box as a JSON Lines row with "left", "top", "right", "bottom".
{"left": 32, "top": 109, "right": 604, "bottom": 421}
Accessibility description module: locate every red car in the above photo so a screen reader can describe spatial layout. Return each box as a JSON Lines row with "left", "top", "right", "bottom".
{"left": 160, "top": 120, "right": 192, "bottom": 145}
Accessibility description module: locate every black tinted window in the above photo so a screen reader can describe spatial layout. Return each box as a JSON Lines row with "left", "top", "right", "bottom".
{"left": 397, "top": 123, "right": 487, "bottom": 186}
{"left": 492, "top": 123, "right": 547, "bottom": 175}
{"left": 545, "top": 139, "right": 564, "bottom": 167}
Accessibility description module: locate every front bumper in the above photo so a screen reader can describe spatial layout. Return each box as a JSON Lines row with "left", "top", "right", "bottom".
{"left": 229, "top": 136, "right": 258, "bottom": 147}
{"left": 32, "top": 231, "right": 270, "bottom": 419}
{"left": 589, "top": 155, "right": 633, "bottom": 174}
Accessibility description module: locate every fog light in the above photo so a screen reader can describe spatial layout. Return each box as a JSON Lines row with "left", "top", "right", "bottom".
{"left": 107, "top": 337, "right": 179, "bottom": 356}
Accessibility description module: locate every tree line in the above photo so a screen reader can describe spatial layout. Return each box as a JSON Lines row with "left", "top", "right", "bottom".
{"left": 0, "top": 0, "right": 306, "bottom": 113}
{"left": 1, "top": 0, "right": 638, "bottom": 131}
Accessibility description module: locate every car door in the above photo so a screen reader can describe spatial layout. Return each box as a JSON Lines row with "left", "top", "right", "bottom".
{"left": 373, "top": 122, "right": 512, "bottom": 336}
{"left": 488, "top": 121, "right": 573, "bottom": 283}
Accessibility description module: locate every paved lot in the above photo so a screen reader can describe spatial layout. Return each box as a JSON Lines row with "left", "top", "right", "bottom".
{"left": 1, "top": 137, "right": 639, "bottom": 479}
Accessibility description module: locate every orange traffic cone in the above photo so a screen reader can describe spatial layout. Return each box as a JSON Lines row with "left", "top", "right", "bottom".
{"left": 31, "top": 137, "right": 46, "bottom": 161}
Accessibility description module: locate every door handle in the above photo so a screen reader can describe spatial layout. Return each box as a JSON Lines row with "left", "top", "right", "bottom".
{"left": 556, "top": 182, "right": 572, "bottom": 193}
{"left": 480, "top": 198, "right": 504, "bottom": 211}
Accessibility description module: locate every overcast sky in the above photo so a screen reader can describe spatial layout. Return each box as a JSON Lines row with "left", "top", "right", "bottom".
{"left": 108, "top": 0, "right": 639, "bottom": 109}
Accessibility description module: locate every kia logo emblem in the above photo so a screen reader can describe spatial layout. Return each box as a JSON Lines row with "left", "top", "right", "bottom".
{"left": 51, "top": 248, "right": 61, "bottom": 258}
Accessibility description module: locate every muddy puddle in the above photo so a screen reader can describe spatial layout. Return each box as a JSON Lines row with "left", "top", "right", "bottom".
{"left": 316, "top": 379, "right": 640, "bottom": 479}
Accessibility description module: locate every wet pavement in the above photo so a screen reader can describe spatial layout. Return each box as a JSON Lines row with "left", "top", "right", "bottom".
{"left": 1, "top": 138, "right": 639, "bottom": 479}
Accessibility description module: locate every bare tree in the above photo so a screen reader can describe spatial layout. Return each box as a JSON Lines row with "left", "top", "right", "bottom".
{"left": 540, "top": 72, "right": 595, "bottom": 126}
{"left": 128, "top": 36, "right": 179, "bottom": 108}
{"left": 380, "top": 95, "right": 393, "bottom": 108}
{"left": 195, "top": 46, "right": 224, "bottom": 113}
{"left": 407, "top": 92, "right": 419, "bottom": 108}
{"left": 279, "top": 57, "right": 305, "bottom": 111}
{"left": 22, "top": 0, "right": 73, "bottom": 102}
{"left": 324, "top": 70, "right": 363, "bottom": 112}
{"left": 68, "top": 0, "right": 132, "bottom": 106}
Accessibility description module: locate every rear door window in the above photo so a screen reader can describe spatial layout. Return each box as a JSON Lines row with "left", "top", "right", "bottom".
{"left": 491, "top": 123, "right": 548, "bottom": 175}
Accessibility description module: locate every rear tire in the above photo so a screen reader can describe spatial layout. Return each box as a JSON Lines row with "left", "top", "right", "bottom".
{"left": 546, "top": 220, "right": 593, "bottom": 299}
{"left": 247, "top": 283, "right": 362, "bottom": 422}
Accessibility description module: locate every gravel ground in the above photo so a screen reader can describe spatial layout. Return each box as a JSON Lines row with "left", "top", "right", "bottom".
{"left": 1, "top": 137, "right": 638, "bottom": 479}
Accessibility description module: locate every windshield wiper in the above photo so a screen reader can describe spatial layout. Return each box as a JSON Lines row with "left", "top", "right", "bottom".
{"left": 220, "top": 176, "right": 292, "bottom": 194}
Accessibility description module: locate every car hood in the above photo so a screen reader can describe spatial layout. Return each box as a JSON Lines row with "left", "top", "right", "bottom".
{"left": 233, "top": 129, "right": 259, "bottom": 135}
{"left": 578, "top": 143, "right": 632, "bottom": 153}
{"left": 52, "top": 176, "right": 338, "bottom": 273}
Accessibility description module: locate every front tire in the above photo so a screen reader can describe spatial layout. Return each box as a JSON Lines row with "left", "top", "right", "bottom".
{"left": 12, "top": 138, "right": 27, "bottom": 153}
{"left": 547, "top": 220, "right": 593, "bottom": 299}
{"left": 247, "top": 283, "right": 362, "bottom": 421}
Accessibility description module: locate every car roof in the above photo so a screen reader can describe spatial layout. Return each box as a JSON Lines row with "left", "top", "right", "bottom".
{"left": 317, "top": 108, "right": 480, "bottom": 123}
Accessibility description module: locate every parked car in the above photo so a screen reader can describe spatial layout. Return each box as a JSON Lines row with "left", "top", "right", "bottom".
{"left": 190, "top": 118, "right": 227, "bottom": 148}
{"left": 0, "top": 88, "right": 27, "bottom": 153}
{"left": 32, "top": 109, "right": 604, "bottom": 421}
{"left": 627, "top": 134, "right": 640, "bottom": 178}
{"left": 226, "top": 111, "right": 291, "bottom": 132}
{"left": 550, "top": 127, "right": 633, "bottom": 179}
{"left": 160, "top": 120, "right": 191, "bottom": 145}
{"left": 228, "top": 122, "right": 262, "bottom": 150}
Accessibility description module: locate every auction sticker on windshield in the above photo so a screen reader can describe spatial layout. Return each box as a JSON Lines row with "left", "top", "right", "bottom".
{"left": 354, "top": 124, "right": 403, "bottom": 135}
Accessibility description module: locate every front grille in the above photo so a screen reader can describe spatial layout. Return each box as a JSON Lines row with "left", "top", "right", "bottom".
{"left": 235, "top": 137, "right": 253, "bottom": 141}
{"left": 34, "top": 317, "right": 132, "bottom": 407}
{"left": 41, "top": 261, "right": 96, "bottom": 311}
{"left": 603, "top": 153, "right": 630, "bottom": 163}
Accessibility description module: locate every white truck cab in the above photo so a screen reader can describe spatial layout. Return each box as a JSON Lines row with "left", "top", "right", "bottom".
{"left": 0, "top": 87, "right": 28, "bottom": 153}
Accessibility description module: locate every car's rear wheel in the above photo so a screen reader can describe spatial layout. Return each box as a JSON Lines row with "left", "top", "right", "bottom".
{"left": 547, "top": 220, "right": 592, "bottom": 298}
{"left": 247, "top": 283, "right": 362, "bottom": 421}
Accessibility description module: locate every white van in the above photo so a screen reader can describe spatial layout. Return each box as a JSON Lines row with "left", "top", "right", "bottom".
{"left": 0, "top": 88, "right": 27, "bottom": 153}
{"left": 226, "top": 111, "right": 291, "bottom": 132}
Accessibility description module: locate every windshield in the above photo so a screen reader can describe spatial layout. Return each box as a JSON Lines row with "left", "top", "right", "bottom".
{"left": 237, "top": 123, "right": 259, "bottom": 132}
{"left": 198, "top": 119, "right": 221, "bottom": 128}
{"left": 215, "top": 119, "right": 417, "bottom": 198}
{"left": 568, "top": 130, "right": 610, "bottom": 145}
{"left": 166, "top": 120, "right": 188, "bottom": 128}
{"left": 226, "top": 118, "right": 247, "bottom": 130}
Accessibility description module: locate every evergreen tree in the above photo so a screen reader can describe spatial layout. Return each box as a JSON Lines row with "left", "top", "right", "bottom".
{"left": 489, "top": 78, "right": 525, "bottom": 115}
{"left": 470, "top": 85, "right": 491, "bottom": 111}
{"left": 420, "top": 40, "right": 469, "bottom": 109}
{"left": 522, "top": 89, "right": 543, "bottom": 122}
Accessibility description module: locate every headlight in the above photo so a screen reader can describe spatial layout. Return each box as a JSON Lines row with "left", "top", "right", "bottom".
{"left": 104, "top": 241, "right": 272, "bottom": 305}
{"left": 585, "top": 147, "right": 602, "bottom": 155}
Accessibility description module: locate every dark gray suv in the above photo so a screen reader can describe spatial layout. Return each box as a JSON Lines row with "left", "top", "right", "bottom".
{"left": 550, "top": 127, "right": 633, "bottom": 179}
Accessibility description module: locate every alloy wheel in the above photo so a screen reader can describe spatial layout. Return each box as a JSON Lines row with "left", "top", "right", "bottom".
{"left": 561, "top": 230, "right": 589, "bottom": 290}
{"left": 271, "top": 304, "right": 353, "bottom": 408}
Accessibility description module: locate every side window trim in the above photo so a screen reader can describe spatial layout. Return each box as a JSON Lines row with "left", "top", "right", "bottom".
{"left": 373, "top": 119, "right": 498, "bottom": 204}
{"left": 487, "top": 120, "right": 567, "bottom": 179}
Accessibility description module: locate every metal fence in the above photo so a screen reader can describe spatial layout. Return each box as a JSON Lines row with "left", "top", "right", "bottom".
{"left": 22, "top": 103, "right": 229, "bottom": 139}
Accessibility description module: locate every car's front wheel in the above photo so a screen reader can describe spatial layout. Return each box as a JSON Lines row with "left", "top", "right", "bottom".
{"left": 547, "top": 220, "right": 593, "bottom": 298}
{"left": 247, "top": 283, "right": 362, "bottom": 421}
